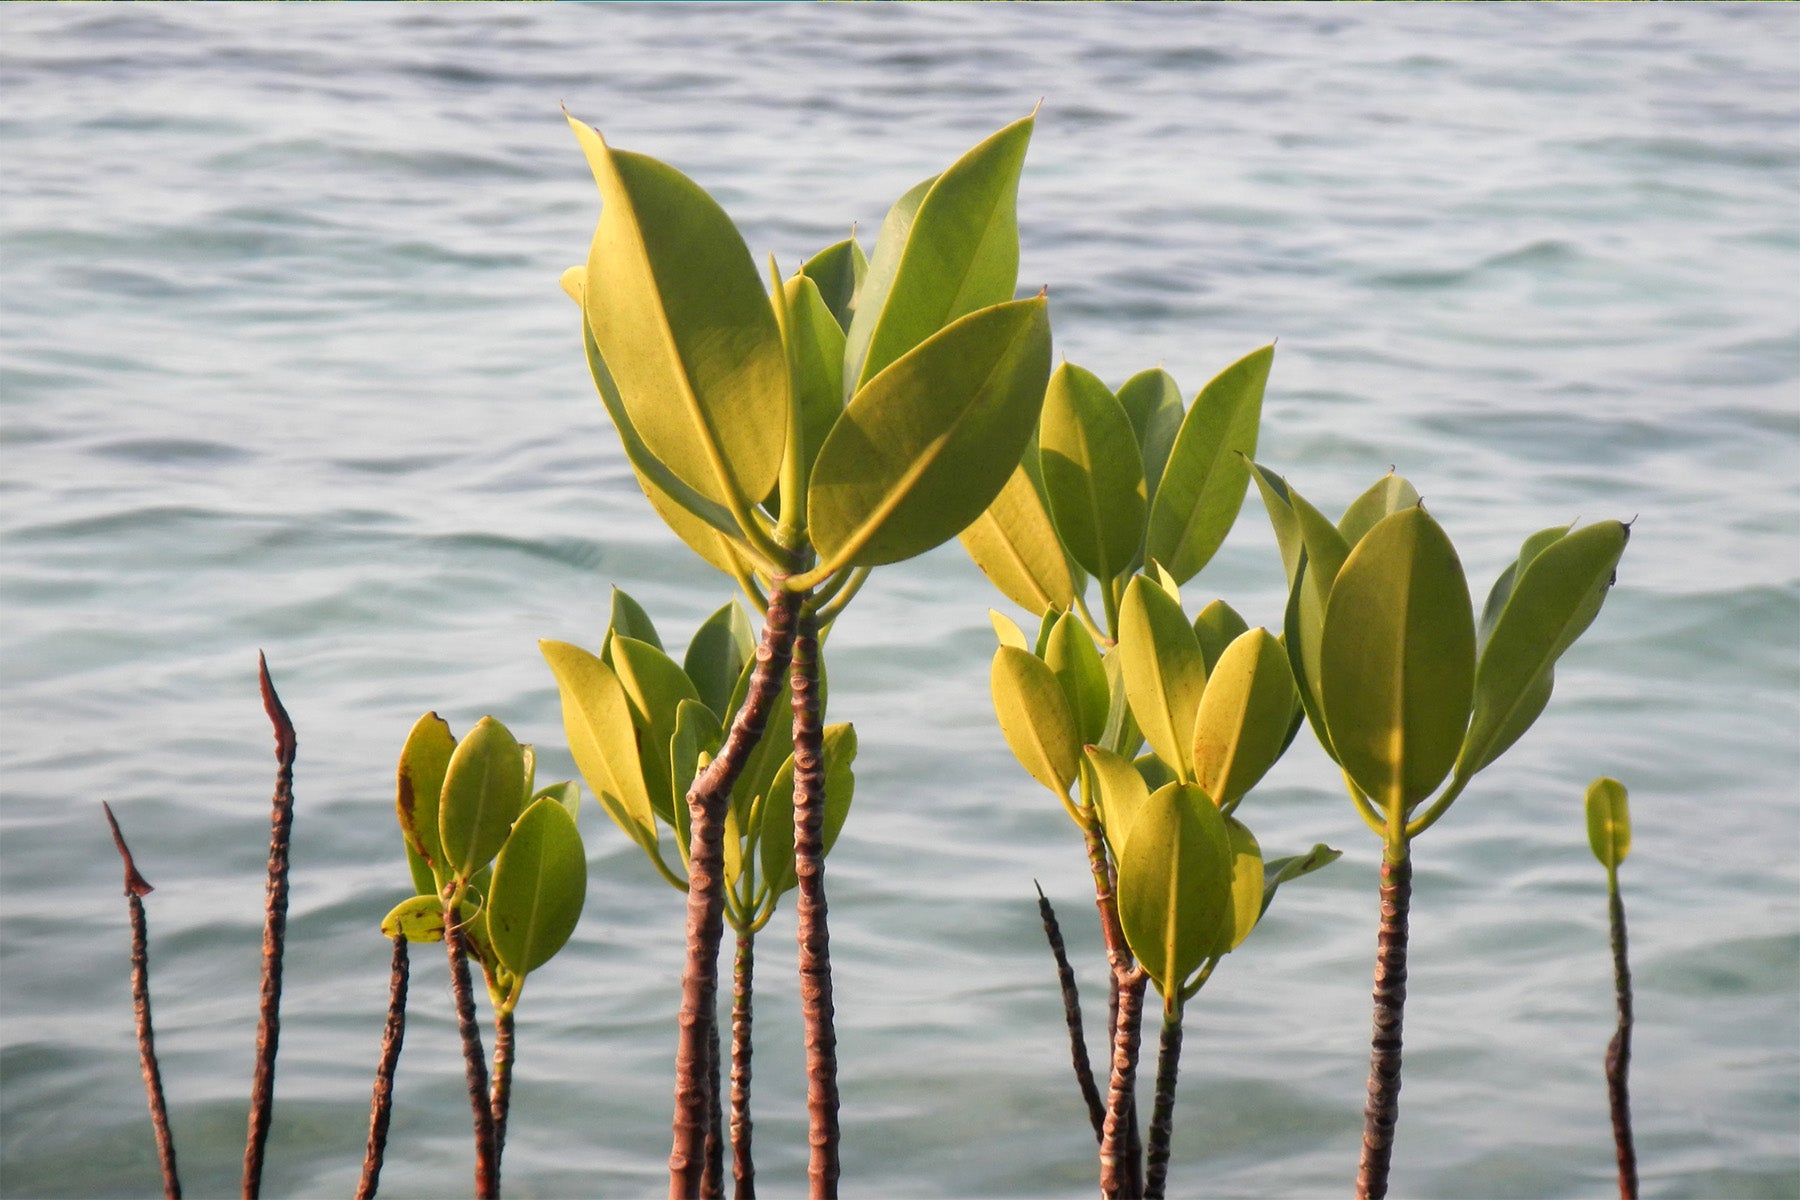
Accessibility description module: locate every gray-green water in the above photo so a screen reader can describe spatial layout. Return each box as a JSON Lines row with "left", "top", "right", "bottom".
{"left": 2, "top": 5, "right": 1796, "bottom": 1197}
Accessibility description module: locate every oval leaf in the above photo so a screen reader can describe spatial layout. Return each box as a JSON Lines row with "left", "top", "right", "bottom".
{"left": 1192, "top": 628, "right": 1299, "bottom": 811}
{"left": 382, "top": 894, "right": 446, "bottom": 944}
{"left": 781, "top": 272, "right": 850, "bottom": 494}
{"left": 569, "top": 115, "right": 788, "bottom": 514}
{"left": 1046, "top": 611, "right": 1110, "bottom": 747}
{"left": 1040, "top": 362, "right": 1148, "bottom": 585}
{"left": 1321, "top": 507, "right": 1476, "bottom": 818}
{"left": 1192, "top": 599, "right": 1250, "bottom": 677}
{"left": 488, "top": 797, "right": 588, "bottom": 978}
{"left": 607, "top": 587, "right": 663, "bottom": 654}
{"left": 1338, "top": 472, "right": 1422, "bottom": 546}
{"left": 1585, "top": 776, "right": 1631, "bottom": 870}
{"left": 684, "top": 601, "right": 756, "bottom": 720}
{"left": 807, "top": 296, "right": 1052, "bottom": 571}
{"left": 540, "top": 639, "right": 656, "bottom": 839}
{"left": 438, "top": 716, "right": 527, "bottom": 882}
{"left": 801, "top": 235, "right": 867, "bottom": 333}
{"left": 1117, "top": 782, "right": 1234, "bottom": 999}
{"left": 1117, "top": 368, "right": 1185, "bottom": 501}
{"left": 396, "top": 712, "right": 455, "bottom": 881}
{"left": 959, "top": 451, "right": 1078, "bottom": 617}
{"left": 1143, "top": 345, "right": 1272, "bottom": 585}
{"left": 1118, "top": 575, "right": 1209, "bottom": 781}
{"left": 1217, "top": 817, "right": 1266, "bottom": 957}
{"left": 991, "top": 645, "right": 1080, "bottom": 797}
{"left": 1083, "top": 745, "right": 1149, "bottom": 853}
{"left": 610, "top": 634, "right": 705, "bottom": 825}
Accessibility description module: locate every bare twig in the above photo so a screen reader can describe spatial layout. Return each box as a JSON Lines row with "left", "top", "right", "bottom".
{"left": 1606, "top": 878, "right": 1638, "bottom": 1200}
{"left": 490, "top": 1008, "right": 516, "bottom": 1179}
{"left": 702, "top": 1017, "right": 724, "bottom": 1199}
{"left": 672, "top": 584, "right": 802, "bottom": 1198}
{"left": 447, "top": 921, "right": 497, "bottom": 1197}
{"left": 356, "top": 934, "right": 410, "bottom": 1200}
{"left": 1356, "top": 851, "right": 1413, "bottom": 1200}
{"left": 1143, "top": 1003, "right": 1185, "bottom": 1199}
{"left": 1098, "top": 970, "right": 1148, "bottom": 1200}
{"left": 1081, "top": 822, "right": 1142, "bottom": 1198}
{"left": 243, "top": 653, "right": 296, "bottom": 1199}
{"left": 103, "top": 802, "right": 181, "bottom": 1200}
{"left": 730, "top": 932, "right": 756, "bottom": 1200}
{"left": 791, "top": 606, "right": 840, "bottom": 1198}
{"left": 1033, "top": 882, "right": 1105, "bottom": 1142}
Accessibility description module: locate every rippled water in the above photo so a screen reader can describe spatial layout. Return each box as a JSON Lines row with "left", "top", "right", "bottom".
{"left": 2, "top": 5, "right": 1796, "bottom": 1198}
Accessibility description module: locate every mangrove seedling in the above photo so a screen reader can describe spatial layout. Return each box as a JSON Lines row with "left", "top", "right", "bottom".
{"left": 1586, "top": 776, "right": 1637, "bottom": 1200}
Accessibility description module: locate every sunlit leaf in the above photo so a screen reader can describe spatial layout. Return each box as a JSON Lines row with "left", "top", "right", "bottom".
{"left": 844, "top": 114, "right": 1034, "bottom": 393}
{"left": 990, "top": 608, "right": 1028, "bottom": 651}
{"left": 1117, "top": 367, "right": 1185, "bottom": 502}
{"left": 1218, "top": 817, "right": 1266, "bottom": 956}
{"left": 779, "top": 272, "right": 849, "bottom": 494}
{"left": 438, "top": 716, "right": 528, "bottom": 882}
{"left": 801, "top": 235, "right": 867, "bottom": 333}
{"left": 1083, "top": 745, "right": 1149, "bottom": 852}
{"left": 991, "top": 645, "right": 1080, "bottom": 798}
{"left": 540, "top": 639, "right": 656, "bottom": 840}
{"left": 1192, "top": 599, "right": 1250, "bottom": 676}
{"left": 1585, "top": 776, "right": 1631, "bottom": 871}
{"left": 1117, "top": 783, "right": 1234, "bottom": 999}
{"left": 568, "top": 114, "right": 788, "bottom": 515}
{"left": 1040, "top": 362, "right": 1147, "bottom": 585}
{"left": 960, "top": 445, "right": 1078, "bottom": 617}
{"left": 396, "top": 712, "right": 455, "bottom": 882}
{"left": 1143, "top": 345, "right": 1272, "bottom": 585}
{"left": 488, "top": 797, "right": 588, "bottom": 978}
{"left": 382, "top": 894, "right": 447, "bottom": 944}
{"left": 533, "top": 781, "right": 583, "bottom": 826}
{"left": 684, "top": 601, "right": 756, "bottom": 721}
{"left": 607, "top": 586, "right": 663, "bottom": 654}
{"left": 1192, "top": 628, "right": 1298, "bottom": 811}
{"left": 1099, "top": 646, "right": 1143, "bottom": 760}
{"left": 1118, "top": 575, "right": 1208, "bottom": 781}
{"left": 1337, "top": 472, "right": 1421, "bottom": 546}
{"left": 1321, "top": 507, "right": 1475, "bottom": 819}
{"left": 611, "top": 635, "right": 704, "bottom": 826}
{"left": 1046, "top": 611, "right": 1110, "bottom": 747}
{"left": 808, "top": 297, "right": 1052, "bottom": 571}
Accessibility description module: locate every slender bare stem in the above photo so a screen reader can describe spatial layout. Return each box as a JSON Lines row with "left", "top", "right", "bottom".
{"left": 1606, "top": 876, "right": 1638, "bottom": 1200}
{"left": 791, "top": 606, "right": 840, "bottom": 1199}
{"left": 490, "top": 1008, "right": 516, "bottom": 1180}
{"left": 103, "top": 803, "right": 180, "bottom": 1200}
{"left": 730, "top": 931, "right": 756, "bottom": 1200}
{"left": 1034, "top": 882, "right": 1105, "bottom": 1141}
{"left": 243, "top": 654, "right": 296, "bottom": 1200}
{"left": 1356, "top": 849, "right": 1412, "bottom": 1200}
{"left": 446, "top": 920, "right": 496, "bottom": 1198}
{"left": 1081, "top": 822, "right": 1141, "bottom": 1197}
{"left": 1099, "top": 970, "right": 1148, "bottom": 1200}
{"left": 702, "top": 1016, "right": 724, "bottom": 1199}
{"left": 672, "top": 584, "right": 801, "bottom": 1199}
{"left": 1143, "top": 1002, "right": 1185, "bottom": 1200}
{"left": 356, "top": 935, "right": 410, "bottom": 1200}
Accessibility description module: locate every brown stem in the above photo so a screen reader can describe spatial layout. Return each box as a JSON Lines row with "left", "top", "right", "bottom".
{"left": 791, "top": 606, "right": 840, "bottom": 1199}
{"left": 1143, "top": 1002, "right": 1185, "bottom": 1200}
{"left": 356, "top": 935, "right": 410, "bottom": 1200}
{"left": 1099, "top": 970, "right": 1148, "bottom": 1200}
{"left": 490, "top": 1007, "right": 516, "bottom": 1181}
{"left": 1606, "top": 879, "right": 1638, "bottom": 1200}
{"left": 243, "top": 654, "right": 296, "bottom": 1200}
{"left": 1082, "top": 822, "right": 1141, "bottom": 1197}
{"left": 1034, "top": 881, "right": 1105, "bottom": 1142}
{"left": 1356, "top": 849, "right": 1412, "bottom": 1200}
{"left": 447, "top": 921, "right": 497, "bottom": 1198}
{"left": 672, "top": 584, "right": 802, "bottom": 1199}
{"left": 730, "top": 932, "right": 756, "bottom": 1200}
{"left": 702, "top": 1015, "right": 724, "bottom": 1199}
{"left": 103, "top": 803, "right": 180, "bottom": 1200}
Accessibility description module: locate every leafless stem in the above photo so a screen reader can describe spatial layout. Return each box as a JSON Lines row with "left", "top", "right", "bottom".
{"left": 1034, "top": 881, "right": 1105, "bottom": 1142}
{"left": 490, "top": 1007, "right": 516, "bottom": 1180}
{"left": 730, "top": 932, "right": 756, "bottom": 1200}
{"left": 1606, "top": 879, "right": 1638, "bottom": 1200}
{"left": 1356, "top": 850, "right": 1412, "bottom": 1200}
{"left": 1099, "top": 970, "right": 1148, "bottom": 1200}
{"left": 103, "top": 802, "right": 181, "bottom": 1200}
{"left": 242, "top": 653, "right": 296, "bottom": 1199}
{"left": 1143, "top": 1002, "right": 1185, "bottom": 1199}
{"left": 702, "top": 1016, "right": 724, "bottom": 1199}
{"left": 791, "top": 606, "right": 840, "bottom": 1199}
{"left": 356, "top": 934, "right": 410, "bottom": 1200}
{"left": 446, "top": 920, "right": 497, "bottom": 1198}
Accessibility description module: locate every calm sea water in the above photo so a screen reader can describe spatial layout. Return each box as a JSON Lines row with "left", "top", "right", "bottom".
{"left": 2, "top": 5, "right": 1796, "bottom": 1198}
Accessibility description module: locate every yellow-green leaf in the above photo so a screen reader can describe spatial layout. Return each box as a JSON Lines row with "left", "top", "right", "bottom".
{"left": 1118, "top": 575, "right": 1209, "bottom": 781}
{"left": 381, "top": 894, "right": 446, "bottom": 943}
{"left": 779, "top": 272, "right": 849, "bottom": 496}
{"left": 1192, "top": 628, "right": 1298, "bottom": 811}
{"left": 801, "top": 235, "right": 867, "bottom": 333}
{"left": 959, "top": 450, "right": 1078, "bottom": 618}
{"left": 540, "top": 639, "right": 656, "bottom": 840}
{"left": 990, "top": 608, "right": 1028, "bottom": 651}
{"left": 1116, "top": 367, "right": 1185, "bottom": 500}
{"left": 488, "top": 797, "right": 587, "bottom": 978}
{"left": 438, "top": 716, "right": 527, "bottom": 882}
{"left": 610, "top": 635, "right": 705, "bottom": 825}
{"left": 991, "top": 645, "right": 1080, "bottom": 798}
{"left": 1046, "top": 611, "right": 1110, "bottom": 747}
{"left": 1040, "top": 362, "right": 1147, "bottom": 586}
{"left": 1192, "top": 599, "right": 1249, "bottom": 676}
{"left": 1218, "top": 817, "right": 1266, "bottom": 956}
{"left": 1082, "top": 745, "right": 1149, "bottom": 853}
{"left": 1585, "top": 776, "right": 1631, "bottom": 870}
{"left": 1117, "top": 783, "right": 1234, "bottom": 1000}
{"left": 396, "top": 712, "right": 455, "bottom": 883}
{"left": 1337, "top": 472, "right": 1421, "bottom": 546}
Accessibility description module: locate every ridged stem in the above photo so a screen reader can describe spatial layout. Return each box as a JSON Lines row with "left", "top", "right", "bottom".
{"left": 489, "top": 1008, "right": 515, "bottom": 1183}
{"left": 1355, "top": 849, "right": 1412, "bottom": 1200}
{"left": 671, "top": 584, "right": 801, "bottom": 1199}
{"left": 730, "top": 932, "right": 757, "bottom": 1200}
{"left": 1034, "top": 882, "right": 1105, "bottom": 1141}
{"left": 1606, "top": 876, "right": 1638, "bottom": 1200}
{"left": 243, "top": 654, "right": 296, "bottom": 1200}
{"left": 702, "top": 1017, "right": 724, "bottom": 1199}
{"left": 1082, "top": 822, "right": 1141, "bottom": 1196}
{"left": 355, "top": 935, "right": 409, "bottom": 1200}
{"left": 1143, "top": 1003, "right": 1185, "bottom": 1199}
{"left": 791, "top": 606, "right": 840, "bottom": 1199}
{"left": 446, "top": 918, "right": 496, "bottom": 1198}
{"left": 1099, "top": 970, "right": 1148, "bottom": 1200}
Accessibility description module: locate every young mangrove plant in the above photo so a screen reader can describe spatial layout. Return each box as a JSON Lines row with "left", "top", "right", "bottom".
{"left": 384, "top": 712, "right": 588, "bottom": 1197}
{"left": 1585, "top": 776, "right": 1637, "bottom": 1200}
{"left": 558, "top": 108, "right": 1052, "bottom": 1197}
{"left": 1248, "top": 464, "right": 1630, "bottom": 1199}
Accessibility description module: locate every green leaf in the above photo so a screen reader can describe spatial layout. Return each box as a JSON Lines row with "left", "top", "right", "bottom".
{"left": 1099, "top": 646, "right": 1143, "bottom": 760}
{"left": 1477, "top": 525, "right": 1569, "bottom": 647}
{"left": 1585, "top": 777, "right": 1631, "bottom": 870}
{"left": 959, "top": 448, "right": 1078, "bottom": 618}
{"left": 568, "top": 115, "right": 788, "bottom": 515}
{"left": 801, "top": 235, "right": 867, "bottom": 333}
{"left": 1458, "top": 521, "right": 1629, "bottom": 779}
{"left": 610, "top": 635, "right": 705, "bottom": 825}
{"left": 1117, "top": 368, "right": 1185, "bottom": 502}
{"left": 1143, "top": 345, "right": 1272, "bottom": 585}
{"left": 1217, "top": 817, "right": 1265, "bottom": 957}
{"left": 382, "top": 894, "right": 447, "bottom": 943}
{"left": 540, "top": 639, "right": 656, "bottom": 841}
{"left": 1117, "top": 782, "right": 1234, "bottom": 1000}
{"left": 670, "top": 698, "right": 724, "bottom": 867}
{"left": 1192, "top": 628, "right": 1299, "bottom": 811}
{"left": 1338, "top": 472, "right": 1422, "bottom": 546}
{"left": 1259, "top": 843, "right": 1342, "bottom": 918}
{"left": 1040, "top": 362, "right": 1148, "bottom": 586}
{"left": 780, "top": 273, "right": 850, "bottom": 495}
{"left": 1046, "top": 611, "right": 1110, "bottom": 747}
{"left": 990, "top": 608, "right": 1028, "bottom": 651}
{"left": 1082, "top": 745, "right": 1149, "bottom": 853}
{"left": 1321, "top": 507, "right": 1476, "bottom": 820}
{"left": 488, "top": 797, "right": 588, "bottom": 978}
{"left": 684, "top": 601, "right": 756, "bottom": 721}
{"left": 759, "top": 724, "right": 858, "bottom": 900}
{"left": 1118, "top": 575, "right": 1209, "bottom": 781}
{"left": 807, "top": 296, "right": 1052, "bottom": 572}
{"left": 991, "top": 645, "right": 1080, "bottom": 798}
{"left": 533, "top": 781, "right": 583, "bottom": 825}
{"left": 438, "top": 716, "right": 528, "bottom": 882}
{"left": 844, "top": 114, "right": 1034, "bottom": 394}
{"left": 396, "top": 712, "right": 455, "bottom": 882}
{"left": 404, "top": 839, "right": 436, "bottom": 899}
{"left": 1192, "top": 599, "right": 1250, "bottom": 676}
{"left": 607, "top": 587, "right": 662, "bottom": 655}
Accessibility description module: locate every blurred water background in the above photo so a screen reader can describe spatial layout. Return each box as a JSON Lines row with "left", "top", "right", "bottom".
{"left": 2, "top": 5, "right": 1796, "bottom": 1198}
